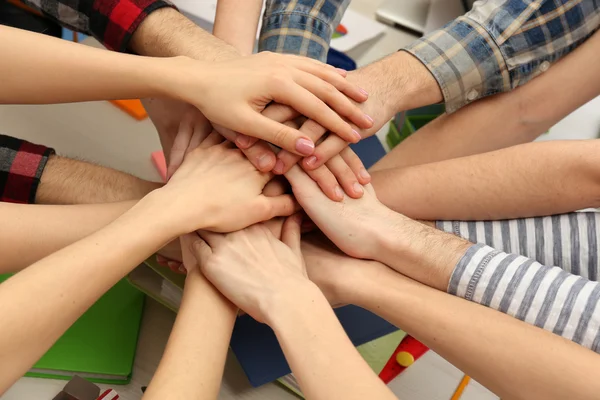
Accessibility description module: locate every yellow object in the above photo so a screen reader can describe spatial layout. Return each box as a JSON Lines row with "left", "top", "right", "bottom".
{"left": 395, "top": 351, "right": 414, "bottom": 367}
{"left": 451, "top": 375, "right": 471, "bottom": 400}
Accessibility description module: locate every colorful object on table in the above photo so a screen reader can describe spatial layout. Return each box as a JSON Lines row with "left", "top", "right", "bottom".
{"left": 451, "top": 375, "right": 471, "bottom": 400}
{"left": 151, "top": 151, "right": 168, "bottom": 182}
{"left": 0, "top": 274, "right": 146, "bottom": 385}
{"left": 395, "top": 351, "right": 415, "bottom": 367}
{"left": 332, "top": 23, "right": 348, "bottom": 39}
{"left": 97, "top": 389, "right": 119, "bottom": 400}
{"left": 378, "top": 335, "right": 429, "bottom": 384}
{"left": 386, "top": 104, "right": 445, "bottom": 150}
{"left": 52, "top": 375, "right": 100, "bottom": 400}
{"left": 109, "top": 99, "right": 148, "bottom": 121}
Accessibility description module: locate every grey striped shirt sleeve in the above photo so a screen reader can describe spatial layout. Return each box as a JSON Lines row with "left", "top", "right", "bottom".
{"left": 437, "top": 212, "right": 599, "bottom": 281}
{"left": 439, "top": 212, "right": 600, "bottom": 352}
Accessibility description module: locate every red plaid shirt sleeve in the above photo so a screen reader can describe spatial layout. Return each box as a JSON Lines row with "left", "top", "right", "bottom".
{"left": 20, "top": 0, "right": 175, "bottom": 52}
{"left": 0, "top": 134, "right": 54, "bottom": 204}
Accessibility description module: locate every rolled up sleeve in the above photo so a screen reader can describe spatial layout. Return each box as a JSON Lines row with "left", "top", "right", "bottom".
{"left": 404, "top": 0, "right": 600, "bottom": 112}
{"left": 258, "top": 0, "right": 350, "bottom": 61}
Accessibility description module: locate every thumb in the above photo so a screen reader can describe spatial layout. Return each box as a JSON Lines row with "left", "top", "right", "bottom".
{"left": 262, "top": 194, "right": 301, "bottom": 219}
{"left": 190, "top": 237, "right": 212, "bottom": 266}
{"left": 281, "top": 214, "right": 303, "bottom": 259}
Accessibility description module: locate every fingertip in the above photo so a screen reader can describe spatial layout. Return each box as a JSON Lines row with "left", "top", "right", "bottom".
{"left": 257, "top": 152, "right": 276, "bottom": 172}
{"left": 302, "top": 155, "right": 322, "bottom": 170}
{"left": 235, "top": 134, "right": 254, "bottom": 149}
{"left": 358, "top": 168, "right": 371, "bottom": 184}
{"left": 295, "top": 137, "right": 315, "bottom": 156}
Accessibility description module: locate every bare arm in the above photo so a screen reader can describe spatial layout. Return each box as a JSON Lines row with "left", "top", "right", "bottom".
{"left": 0, "top": 201, "right": 135, "bottom": 273}
{"left": 371, "top": 28, "right": 600, "bottom": 172}
{"left": 143, "top": 240, "right": 237, "bottom": 400}
{"left": 213, "top": 0, "right": 263, "bottom": 55}
{"left": 372, "top": 140, "right": 600, "bottom": 221}
{"left": 37, "top": 155, "right": 161, "bottom": 204}
{"left": 0, "top": 196, "right": 172, "bottom": 393}
{"left": 351, "top": 262, "right": 600, "bottom": 400}
{"left": 194, "top": 221, "right": 396, "bottom": 400}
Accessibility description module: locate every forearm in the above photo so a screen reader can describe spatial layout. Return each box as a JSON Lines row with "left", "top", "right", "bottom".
{"left": 144, "top": 269, "right": 237, "bottom": 400}
{"left": 0, "top": 25, "right": 173, "bottom": 105}
{"left": 268, "top": 283, "right": 395, "bottom": 400}
{"left": 371, "top": 28, "right": 600, "bottom": 172}
{"left": 351, "top": 264, "right": 600, "bottom": 400}
{"left": 437, "top": 212, "right": 600, "bottom": 281}
{"left": 371, "top": 140, "right": 600, "bottom": 221}
{"left": 375, "top": 216, "right": 600, "bottom": 352}
{"left": 213, "top": 0, "right": 262, "bottom": 55}
{"left": 36, "top": 155, "right": 161, "bottom": 204}
{"left": 0, "top": 196, "right": 173, "bottom": 393}
{"left": 0, "top": 201, "right": 135, "bottom": 273}
{"left": 130, "top": 7, "right": 240, "bottom": 61}
{"left": 359, "top": 51, "right": 442, "bottom": 117}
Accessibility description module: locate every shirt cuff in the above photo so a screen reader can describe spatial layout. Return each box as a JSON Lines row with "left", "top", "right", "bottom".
{"left": 447, "top": 243, "right": 501, "bottom": 299}
{"left": 95, "top": 0, "right": 176, "bottom": 52}
{"left": 0, "top": 134, "right": 55, "bottom": 204}
{"left": 403, "top": 16, "right": 510, "bottom": 113}
{"left": 258, "top": 0, "right": 350, "bottom": 62}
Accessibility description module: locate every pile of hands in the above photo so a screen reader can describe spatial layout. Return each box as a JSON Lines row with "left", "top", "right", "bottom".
{"left": 148, "top": 51, "right": 401, "bottom": 320}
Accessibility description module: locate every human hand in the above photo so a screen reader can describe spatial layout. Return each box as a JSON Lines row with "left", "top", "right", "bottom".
{"left": 165, "top": 53, "right": 374, "bottom": 156}
{"left": 229, "top": 111, "right": 371, "bottom": 201}
{"left": 302, "top": 233, "right": 386, "bottom": 307}
{"left": 285, "top": 67, "right": 397, "bottom": 172}
{"left": 285, "top": 165, "right": 396, "bottom": 260}
{"left": 191, "top": 215, "right": 311, "bottom": 323}
{"left": 155, "top": 142, "right": 297, "bottom": 236}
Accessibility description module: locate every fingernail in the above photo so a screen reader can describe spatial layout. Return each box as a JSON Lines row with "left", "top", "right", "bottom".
{"left": 273, "top": 159, "right": 285, "bottom": 174}
{"left": 360, "top": 168, "right": 371, "bottom": 180}
{"left": 295, "top": 138, "right": 315, "bottom": 156}
{"left": 364, "top": 114, "right": 374, "bottom": 124}
{"left": 168, "top": 261, "right": 179, "bottom": 270}
{"left": 353, "top": 182, "right": 364, "bottom": 194}
{"left": 352, "top": 129, "right": 362, "bottom": 142}
{"left": 178, "top": 266, "right": 186, "bottom": 273}
{"left": 258, "top": 154, "right": 273, "bottom": 171}
{"left": 335, "top": 68, "right": 347, "bottom": 76}
{"left": 305, "top": 156, "right": 318, "bottom": 167}
{"left": 235, "top": 135, "right": 251, "bottom": 148}
{"left": 359, "top": 87, "right": 369, "bottom": 97}
{"left": 334, "top": 185, "right": 344, "bottom": 200}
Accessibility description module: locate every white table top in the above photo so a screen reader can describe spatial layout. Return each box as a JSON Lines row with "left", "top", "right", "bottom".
{"left": 0, "top": 0, "right": 498, "bottom": 399}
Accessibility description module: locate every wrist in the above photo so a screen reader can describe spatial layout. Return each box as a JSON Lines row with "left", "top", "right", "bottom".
{"left": 382, "top": 51, "right": 443, "bottom": 113}
{"left": 263, "top": 281, "right": 325, "bottom": 328}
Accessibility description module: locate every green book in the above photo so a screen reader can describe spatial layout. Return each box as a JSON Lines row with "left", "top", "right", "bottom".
{"left": 0, "top": 275, "right": 145, "bottom": 384}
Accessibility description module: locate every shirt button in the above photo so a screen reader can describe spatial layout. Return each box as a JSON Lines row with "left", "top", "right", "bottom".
{"left": 539, "top": 61, "right": 550, "bottom": 72}
{"left": 467, "top": 89, "right": 478, "bottom": 101}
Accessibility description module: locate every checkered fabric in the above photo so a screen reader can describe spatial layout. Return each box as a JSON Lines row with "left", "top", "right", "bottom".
{"left": 20, "top": 0, "right": 175, "bottom": 51}
{"left": 259, "top": 0, "right": 350, "bottom": 62}
{"left": 404, "top": 0, "right": 600, "bottom": 113}
{"left": 0, "top": 134, "right": 54, "bottom": 204}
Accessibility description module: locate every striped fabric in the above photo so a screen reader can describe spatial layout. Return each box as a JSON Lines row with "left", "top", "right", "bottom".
{"left": 258, "top": 0, "right": 350, "bottom": 62}
{"left": 439, "top": 212, "right": 600, "bottom": 352}
{"left": 404, "top": 0, "right": 600, "bottom": 113}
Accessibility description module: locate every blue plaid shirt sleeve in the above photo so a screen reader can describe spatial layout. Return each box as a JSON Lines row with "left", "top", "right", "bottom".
{"left": 258, "top": 0, "right": 349, "bottom": 61}
{"left": 404, "top": 0, "right": 600, "bottom": 113}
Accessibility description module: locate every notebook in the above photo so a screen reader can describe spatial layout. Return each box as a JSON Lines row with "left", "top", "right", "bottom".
{"left": 130, "top": 258, "right": 399, "bottom": 387}
{"left": 0, "top": 275, "right": 145, "bottom": 384}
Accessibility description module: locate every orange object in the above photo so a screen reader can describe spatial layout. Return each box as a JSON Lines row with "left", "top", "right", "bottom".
{"left": 7, "top": 0, "right": 42, "bottom": 16}
{"left": 151, "top": 151, "right": 167, "bottom": 182}
{"left": 110, "top": 99, "right": 148, "bottom": 120}
{"left": 451, "top": 375, "right": 471, "bottom": 400}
